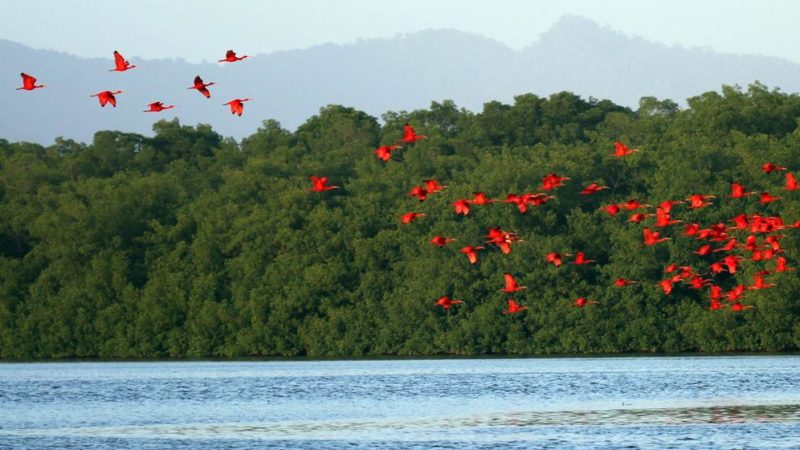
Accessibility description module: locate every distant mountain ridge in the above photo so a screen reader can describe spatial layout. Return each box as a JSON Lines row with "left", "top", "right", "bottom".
{"left": 3, "top": 15, "right": 800, "bottom": 144}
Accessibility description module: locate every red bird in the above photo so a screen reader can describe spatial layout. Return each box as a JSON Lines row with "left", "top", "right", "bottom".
{"left": 310, "top": 176, "right": 340, "bottom": 192}
{"left": 658, "top": 200, "right": 683, "bottom": 213}
{"left": 504, "top": 299, "right": 528, "bottom": 314}
{"left": 722, "top": 255, "right": 743, "bottom": 274}
{"left": 424, "top": 179, "right": 446, "bottom": 193}
{"left": 219, "top": 49, "right": 249, "bottom": 63}
{"left": 402, "top": 123, "right": 427, "bottom": 144}
{"left": 749, "top": 274, "right": 775, "bottom": 290}
{"left": 430, "top": 235, "right": 455, "bottom": 247}
{"left": 460, "top": 246, "right": 484, "bottom": 264}
{"left": 541, "top": 173, "right": 570, "bottom": 190}
{"left": 408, "top": 186, "right": 429, "bottom": 201}
{"left": 401, "top": 212, "right": 425, "bottom": 224}
{"left": 109, "top": 50, "right": 136, "bottom": 72}
{"left": 91, "top": 90, "right": 123, "bottom": 107}
{"left": 188, "top": 76, "right": 215, "bottom": 98}
{"left": 502, "top": 273, "right": 526, "bottom": 293}
{"left": 659, "top": 279, "right": 674, "bottom": 295}
{"left": 629, "top": 213, "right": 652, "bottom": 224}
{"left": 687, "top": 194, "right": 715, "bottom": 209}
{"left": 729, "top": 182, "right": 754, "bottom": 199}
{"left": 144, "top": 101, "right": 175, "bottom": 113}
{"left": 603, "top": 204, "right": 621, "bottom": 216}
{"left": 224, "top": 98, "right": 250, "bottom": 116}
{"left": 614, "top": 278, "right": 636, "bottom": 287}
{"left": 710, "top": 298, "right": 723, "bottom": 311}
{"left": 622, "top": 199, "right": 650, "bottom": 210}
{"left": 435, "top": 296, "right": 463, "bottom": 310}
{"left": 731, "top": 302, "right": 753, "bottom": 312}
{"left": 775, "top": 256, "right": 793, "bottom": 272}
{"left": 760, "top": 192, "right": 780, "bottom": 204}
{"left": 643, "top": 228, "right": 669, "bottom": 246}
{"left": 16, "top": 73, "right": 46, "bottom": 91}
{"left": 453, "top": 199, "right": 471, "bottom": 216}
{"left": 762, "top": 162, "right": 787, "bottom": 173}
{"left": 786, "top": 173, "right": 798, "bottom": 191}
{"left": 470, "top": 192, "right": 496, "bottom": 205}
{"left": 655, "top": 208, "right": 681, "bottom": 227}
{"left": 572, "top": 252, "right": 595, "bottom": 265}
{"left": 546, "top": 252, "right": 570, "bottom": 267}
{"left": 580, "top": 183, "right": 608, "bottom": 195}
{"left": 573, "top": 297, "right": 598, "bottom": 307}
{"left": 375, "top": 145, "right": 401, "bottom": 162}
{"left": 612, "top": 141, "right": 638, "bottom": 157}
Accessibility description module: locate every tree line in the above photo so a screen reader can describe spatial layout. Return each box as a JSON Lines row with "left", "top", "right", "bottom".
{"left": 1, "top": 82, "right": 800, "bottom": 358}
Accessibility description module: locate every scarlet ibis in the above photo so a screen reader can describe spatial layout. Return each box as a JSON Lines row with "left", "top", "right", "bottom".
{"left": 749, "top": 274, "right": 775, "bottom": 290}
{"left": 375, "top": 145, "right": 400, "bottom": 161}
{"left": 219, "top": 49, "right": 249, "bottom": 63}
{"left": 546, "top": 252, "right": 569, "bottom": 267}
{"left": 722, "top": 255, "right": 743, "bottom": 274}
{"left": 188, "top": 76, "right": 215, "bottom": 98}
{"left": 460, "top": 246, "right": 484, "bottom": 264}
{"left": 109, "top": 50, "right": 136, "bottom": 72}
{"left": 424, "top": 179, "right": 446, "bottom": 193}
{"left": 541, "top": 173, "right": 570, "bottom": 190}
{"left": 91, "top": 90, "right": 123, "bottom": 107}
{"left": 688, "top": 275, "right": 709, "bottom": 289}
{"left": 503, "top": 299, "right": 528, "bottom": 314}
{"left": 629, "top": 213, "right": 651, "bottom": 224}
{"left": 408, "top": 186, "right": 428, "bottom": 201}
{"left": 402, "top": 123, "right": 427, "bottom": 144}
{"left": 710, "top": 298, "right": 723, "bottom": 311}
{"left": 760, "top": 192, "right": 780, "bottom": 204}
{"left": 612, "top": 141, "right": 638, "bottom": 157}
{"left": 310, "top": 176, "right": 340, "bottom": 192}
{"left": 502, "top": 273, "right": 526, "bottom": 293}
{"left": 470, "top": 192, "right": 496, "bottom": 205}
{"left": 659, "top": 279, "right": 674, "bottom": 295}
{"left": 655, "top": 208, "right": 681, "bottom": 227}
{"left": 224, "top": 98, "right": 250, "bottom": 116}
{"left": 401, "top": 212, "right": 425, "bottom": 224}
{"left": 573, "top": 297, "right": 598, "bottom": 307}
{"left": 453, "top": 199, "right": 471, "bottom": 216}
{"left": 658, "top": 200, "right": 683, "bottom": 213}
{"left": 643, "top": 228, "right": 669, "bottom": 246}
{"left": 144, "top": 101, "right": 175, "bottom": 113}
{"left": 603, "top": 204, "right": 621, "bottom": 216}
{"left": 713, "top": 239, "right": 738, "bottom": 253}
{"left": 687, "top": 194, "right": 715, "bottom": 209}
{"left": 622, "top": 199, "right": 650, "bottom": 210}
{"left": 580, "top": 183, "right": 608, "bottom": 195}
{"left": 762, "top": 162, "right": 787, "bottom": 173}
{"left": 775, "top": 256, "right": 793, "bottom": 272}
{"left": 614, "top": 278, "right": 636, "bottom": 287}
{"left": 731, "top": 302, "right": 753, "bottom": 312}
{"left": 572, "top": 252, "right": 595, "bottom": 265}
{"left": 786, "top": 173, "right": 798, "bottom": 191}
{"left": 430, "top": 236, "right": 455, "bottom": 247}
{"left": 435, "top": 296, "right": 463, "bottom": 310}
{"left": 729, "top": 182, "right": 754, "bottom": 198}
{"left": 16, "top": 73, "right": 45, "bottom": 91}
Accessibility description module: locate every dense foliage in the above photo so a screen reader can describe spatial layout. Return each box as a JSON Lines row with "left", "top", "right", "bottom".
{"left": 2, "top": 83, "right": 800, "bottom": 359}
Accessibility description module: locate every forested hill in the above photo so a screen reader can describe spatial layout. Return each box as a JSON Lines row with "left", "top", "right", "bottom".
{"left": 2, "top": 84, "right": 800, "bottom": 359}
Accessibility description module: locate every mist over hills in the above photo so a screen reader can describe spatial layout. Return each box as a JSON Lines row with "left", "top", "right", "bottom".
{"left": 4, "top": 15, "right": 800, "bottom": 144}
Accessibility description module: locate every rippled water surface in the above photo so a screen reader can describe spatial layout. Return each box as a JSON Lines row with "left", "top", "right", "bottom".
{"left": 2, "top": 356, "right": 800, "bottom": 449}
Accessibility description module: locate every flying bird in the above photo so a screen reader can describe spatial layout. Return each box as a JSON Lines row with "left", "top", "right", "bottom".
{"left": 612, "top": 141, "right": 638, "bottom": 157}
{"left": 580, "top": 183, "right": 608, "bottom": 195}
{"left": 144, "top": 101, "right": 175, "bottom": 113}
{"left": 729, "top": 182, "right": 754, "bottom": 198}
{"left": 786, "top": 173, "right": 798, "bottom": 191}
{"left": 109, "top": 50, "right": 136, "bottom": 72}
{"left": 188, "top": 76, "right": 215, "bottom": 98}
{"left": 572, "top": 251, "right": 596, "bottom": 265}
{"left": 435, "top": 296, "right": 463, "bottom": 310}
{"left": 402, "top": 123, "right": 427, "bottom": 144}
{"left": 16, "top": 73, "right": 45, "bottom": 91}
{"left": 424, "top": 179, "right": 446, "bottom": 193}
{"left": 573, "top": 297, "right": 598, "bottom": 307}
{"left": 408, "top": 186, "right": 429, "bottom": 202}
{"left": 459, "top": 246, "right": 484, "bottom": 264}
{"left": 219, "top": 49, "right": 249, "bottom": 63}
{"left": 430, "top": 236, "right": 456, "bottom": 247}
{"left": 502, "top": 273, "right": 526, "bottom": 293}
{"left": 374, "top": 145, "right": 401, "bottom": 162}
{"left": 503, "top": 299, "right": 528, "bottom": 314}
{"left": 642, "top": 228, "right": 669, "bottom": 246}
{"left": 762, "top": 162, "right": 787, "bottom": 173}
{"left": 309, "top": 176, "right": 340, "bottom": 192}
{"left": 401, "top": 212, "right": 425, "bottom": 224}
{"left": 91, "top": 90, "right": 123, "bottom": 107}
{"left": 224, "top": 98, "right": 250, "bottom": 116}
{"left": 613, "top": 278, "right": 636, "bottom": 287}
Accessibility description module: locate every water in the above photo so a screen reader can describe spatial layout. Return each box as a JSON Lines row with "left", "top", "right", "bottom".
{"left": 1, "top": 356, "right": 799, "bottom": 449}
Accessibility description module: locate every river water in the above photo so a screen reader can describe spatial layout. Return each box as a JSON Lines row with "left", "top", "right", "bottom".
{"left": 1, "top": 356, "right": 799, "bottom": 449}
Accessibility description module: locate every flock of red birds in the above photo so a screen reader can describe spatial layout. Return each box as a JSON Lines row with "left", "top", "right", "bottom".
{"left": 17, "top": 53, "right": 797, "bottom": 317}
{"left": 17, "top": 49, "right": 251, "bottom": 116}
{"left": 316, "top": 137, "right": 798, "bottom": 315}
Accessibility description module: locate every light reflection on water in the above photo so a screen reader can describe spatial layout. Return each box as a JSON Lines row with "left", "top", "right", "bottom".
{"left": 1, "top": 356, "right": 799, "bottom": 449}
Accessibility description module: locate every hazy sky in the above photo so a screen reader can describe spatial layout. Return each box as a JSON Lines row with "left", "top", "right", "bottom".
{"left": 2, "top": 0, "right": 798, "bottom": 63}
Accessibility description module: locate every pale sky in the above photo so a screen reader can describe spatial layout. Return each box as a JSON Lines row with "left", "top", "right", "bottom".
{"left": 1, "top": 0, "right": 798, "bottom": 63}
